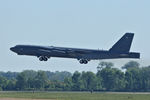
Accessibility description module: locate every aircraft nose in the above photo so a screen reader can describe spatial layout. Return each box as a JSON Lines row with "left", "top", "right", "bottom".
{"left": 10, "top": 47, "right": 16, "bottom": 52}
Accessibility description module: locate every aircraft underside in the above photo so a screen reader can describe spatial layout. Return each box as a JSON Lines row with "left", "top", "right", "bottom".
{"left": 38, "top": 55, "right": 90, "bottom": 64}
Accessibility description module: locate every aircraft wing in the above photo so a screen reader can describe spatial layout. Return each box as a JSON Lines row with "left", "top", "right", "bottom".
{"left": 39, "top": 47, "right": 92, "bottom": 56}
{"left": 53, "top": 47, "right": 92, "bottom": 54}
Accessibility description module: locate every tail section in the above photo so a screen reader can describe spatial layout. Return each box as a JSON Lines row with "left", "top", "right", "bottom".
{"left": 109, "top": 33, "right": 134, "bottom": 53}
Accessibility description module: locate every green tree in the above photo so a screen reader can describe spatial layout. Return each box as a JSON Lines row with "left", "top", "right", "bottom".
{"left": 0, "top": 76, "right": 8, "bottom": 90}
{"left": 16, "top": 72, "right": 27, "bottom": 90}
{"left": 100, "top": 67, "right": 125, "bottom": 91}
{"left": 34, "top": 71, "right": 48, "bottom": 90}
{"left": 141, "top": 66, "right": 150, "bottom": 91}
{"left": 81, "top": 71, "right": 98, "bottom": 91}
{"left": 125, "top": 67, "right": 142, "bottom": 91}
{"left": 64, "top": 77, "right": 73, "bottom": 91}
{"left": 97, "top": 61, "right": 114, "bottom": 71}
{"left": 72, "top": 71, "right": 82, "bottom": 91}
{"left": 122, "top": 61, "right": 140, "bottom": 70}
{"left": 5, "top": 79, "right": 16, "bottom": 90}
{"left": 96, "top": 71, "right": 102, "bottom": 90}
{"left": 21, "top": 70, "right": 37, "bottom": 89}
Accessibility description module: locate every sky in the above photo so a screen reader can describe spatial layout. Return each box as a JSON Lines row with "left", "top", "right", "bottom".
{"left": 0, "top": 0, "right": 150, "bottom": 73}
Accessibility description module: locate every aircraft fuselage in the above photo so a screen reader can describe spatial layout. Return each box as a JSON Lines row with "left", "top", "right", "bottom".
{"left": 10, "top": 33, "right": 140, "bottom": 64}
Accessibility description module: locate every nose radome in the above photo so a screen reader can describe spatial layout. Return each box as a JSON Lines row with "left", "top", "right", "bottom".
{"left": 10, "top": 47, "right": 15, "bottom": 52}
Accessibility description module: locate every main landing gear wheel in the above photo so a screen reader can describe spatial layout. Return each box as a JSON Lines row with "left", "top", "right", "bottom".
{"left": 39, "top": 56, "right": 48, "bottom": 61}
{"left": 79, "top": 59, "right": 88, "bottom": 64}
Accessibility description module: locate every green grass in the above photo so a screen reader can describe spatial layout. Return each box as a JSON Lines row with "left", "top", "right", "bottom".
{"left": 0, "top": 91, "right": 150, "bottom": 100}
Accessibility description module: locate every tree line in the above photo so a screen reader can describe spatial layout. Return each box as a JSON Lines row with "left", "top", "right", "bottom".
{"left": 1, "top": 61, "right": 150, "bottom": 92}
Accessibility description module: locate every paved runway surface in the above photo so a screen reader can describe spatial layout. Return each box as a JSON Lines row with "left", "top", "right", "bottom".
{"left": 0, "top": 98, "right": 54, "bottom": 100}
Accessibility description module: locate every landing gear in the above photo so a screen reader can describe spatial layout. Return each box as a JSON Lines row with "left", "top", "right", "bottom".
{"left": 39, "top": 56, "right": 48, "bottom": 61}
{"left": 79, "top": 59, "right": 88, "bottom": 64}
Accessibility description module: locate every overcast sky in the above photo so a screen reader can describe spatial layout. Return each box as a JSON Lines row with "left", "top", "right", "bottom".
{"left": 0, "top": 0, "right": 150, "bottom": 72}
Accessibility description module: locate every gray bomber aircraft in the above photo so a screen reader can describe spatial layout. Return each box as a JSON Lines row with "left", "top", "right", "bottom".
{"left": 10, "top": 33, "right": 140, "bottom": 64}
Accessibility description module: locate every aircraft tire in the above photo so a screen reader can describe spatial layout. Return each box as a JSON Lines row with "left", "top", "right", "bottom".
{"left": 83, "top": 60, "right": 88, "bottom": 64}
{"left": 43, "top": 57, "right": 48, "bottom": 61}
{"left": 39, "top": 57, "right": 44, "bottom": 61}
{"left": 39, "top": 56, "right": 48, "bottom": 61}
{"left": 79, "top": 59, "right": 84, "bottom": 64}
{"left": 79, "top": 59, "right": 88, "bottom": 64}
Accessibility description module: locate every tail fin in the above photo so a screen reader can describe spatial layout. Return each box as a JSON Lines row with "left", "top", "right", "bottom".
{"left": 109, "top": 33, "right": 134, "bottom": 53}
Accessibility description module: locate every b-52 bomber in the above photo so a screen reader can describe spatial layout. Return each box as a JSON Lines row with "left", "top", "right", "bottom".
{"left": 10, "top": 33, "right": 140, "bottom": 64}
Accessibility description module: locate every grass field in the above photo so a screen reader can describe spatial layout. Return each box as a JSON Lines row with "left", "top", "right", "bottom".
{"left": 0, "top": 91, "right": 150, "bottom": 100}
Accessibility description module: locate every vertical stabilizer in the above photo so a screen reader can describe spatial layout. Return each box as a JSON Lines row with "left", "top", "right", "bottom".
{"left": 109, "top": 33, "right": 134, "bottom": 53}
